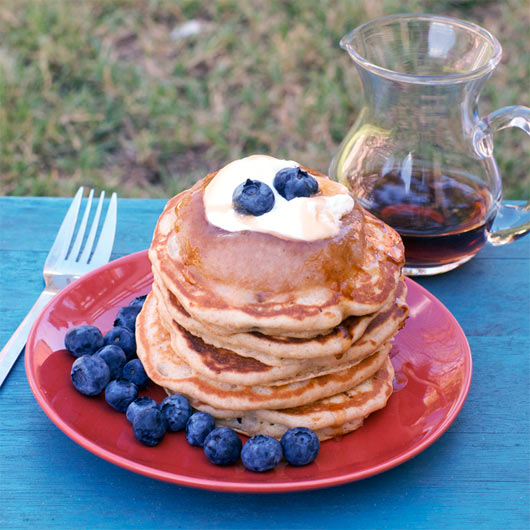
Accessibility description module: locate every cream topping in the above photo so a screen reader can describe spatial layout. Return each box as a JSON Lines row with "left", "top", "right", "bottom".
{"left": 203, "top": 155, "right": 354, "bottom": 241}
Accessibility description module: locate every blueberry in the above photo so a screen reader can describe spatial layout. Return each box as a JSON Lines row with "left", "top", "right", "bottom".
{"left": 70, "top": 355, "right": 110, "bottom": 396}
{"left": 133, "top": 407, "right": 167, "bottom": 446}
{"left": 273, "top": 167, "right": 318, "bottom": 201}
{"left": 104, "top": 379, "right": 138, "bottom": 412}
{"left": 114, "top": 305, "right": 141, "bottom": 332}
{"left": 241, "top": 435, "right": 283, "bottom": 472}
{"left": 94, "top": 344, "right": 126, "bottom": 380}
{"left": 160, "top": 394, "right": 192, "bottom": 432}
{"left": 64, "top": 325, "right": 104, "bottom": 358}
{"left": 126, "top": 396, "right": 159, "bottom": 424}
{"left": 273, "top": 168, "right": 297, "bottom": 197}
{"left": 129, "top": 295, "right": 147, "bottom": 308}
{"left": 185, "top": 411, "right": 216, "bottom": 447}
{"left": 203, "top": 427, "right": 242, "bottom": 466}
{"left": 280, "top": 427, "right": 320, "bottom": 466}
{"left": 232, "top": 179, "right": 275, "bottom": 216}
{"left": 103, "top": 326, "right": 136, "bottom": 360}
{"left": 121, "top": 358, "right": 149, "bottom": 389}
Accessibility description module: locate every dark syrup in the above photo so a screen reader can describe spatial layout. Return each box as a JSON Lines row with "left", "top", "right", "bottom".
{"left": 363, "top": 170, "right": 495, "bottom": 267}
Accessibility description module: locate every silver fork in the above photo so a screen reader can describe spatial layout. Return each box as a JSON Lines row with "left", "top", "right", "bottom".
{"left": 0, "top": 187, "right": 118, "bottom": 387}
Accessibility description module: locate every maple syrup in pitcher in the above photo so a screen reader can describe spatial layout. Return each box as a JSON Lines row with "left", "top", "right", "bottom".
{"left": 330, "top": 15, "right": 530, "bottom": 274}
{"left": 364, "top": 170, "right": 496, "bottom": 268}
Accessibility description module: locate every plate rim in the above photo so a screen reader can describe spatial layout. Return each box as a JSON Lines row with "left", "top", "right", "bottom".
{"left": 25, "top": 249, "right": 472, "bottom": 493}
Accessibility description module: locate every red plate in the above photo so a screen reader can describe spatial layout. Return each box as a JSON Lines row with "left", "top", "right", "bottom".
{"left": 25, "top": 250, "right": 472, "bottom": 492}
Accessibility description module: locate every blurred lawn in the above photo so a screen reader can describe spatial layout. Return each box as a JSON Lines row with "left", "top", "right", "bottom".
{"left": 0, "top": 0, "right": 528, "bottom": 198}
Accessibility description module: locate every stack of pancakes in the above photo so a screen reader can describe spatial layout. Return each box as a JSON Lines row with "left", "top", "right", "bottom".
{"left": 136, "top": 159, "right": 407, "bottom": 441}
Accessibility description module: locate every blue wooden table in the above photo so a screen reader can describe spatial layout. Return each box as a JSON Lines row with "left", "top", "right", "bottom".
{"left": 1, "top": 196, "right": 528, "bottom": 530}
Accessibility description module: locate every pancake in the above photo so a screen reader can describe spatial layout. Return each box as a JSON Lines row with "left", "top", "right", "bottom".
{"left": 152, "top": 278, "right": 405, "bottom": 361}
{"left": 181, "top": 358, "right": 395, "bottom": 441}
{"left": 154, "top": 281, "right": 407, "bottom": 385}
{"left": 137, "top": 292, "right": 391, "bottom": 411}
{"left": 136, "top": 155, "right": 407, "bottom": 443}
{"left": 148, "top": 172, "right": 404, "bottom": 337}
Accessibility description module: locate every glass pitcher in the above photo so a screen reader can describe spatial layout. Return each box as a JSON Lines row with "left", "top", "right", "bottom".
{"left": 329, "top": 14, "right": 530, "bottom": 275}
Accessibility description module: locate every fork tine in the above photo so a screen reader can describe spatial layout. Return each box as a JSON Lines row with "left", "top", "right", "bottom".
{"left": 67, "top": 188, "right": 94, "bottom": 262}
{"left": 89, "top": 192, "right": 117, "bottom": 268}
{"left": 79, "top": 191, "right": 105, "bottom": 264}
{"left": 44, "top": 187, "right": 84, "bottom": 268}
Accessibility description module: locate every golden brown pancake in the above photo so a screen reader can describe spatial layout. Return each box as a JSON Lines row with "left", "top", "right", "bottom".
{"left": 137, "top": 292, "right": 391, "bottom": 411}
{"left": 154, "top": 281, "right": 407, "bottom": 385}
{"left": 153, "top": 277, "right": 406, "bottom": 361}
{"left": 181, "top": 358, "right": 395, "bottom": 441}
{"left": 148, "top": 174, "right": 404, "bottom": 337}
{"left": 136, "top": 156, "right": 407, "bottom": 441}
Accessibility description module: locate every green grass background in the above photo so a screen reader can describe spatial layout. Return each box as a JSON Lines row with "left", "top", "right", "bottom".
{"left": 0, "top": 0, "right": 528, "bottom": 198}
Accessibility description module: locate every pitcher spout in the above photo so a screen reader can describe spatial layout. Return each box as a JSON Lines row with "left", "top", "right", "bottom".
{"left": 339, "top": 25, "right": 370, "bottom": 70}
{"left": 339, "top": 28, "right": 356, "bottom": 54}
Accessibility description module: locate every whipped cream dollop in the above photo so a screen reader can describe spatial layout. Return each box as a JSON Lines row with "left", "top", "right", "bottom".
{"left": 203, "top": 155, "right": 354, "bottom": 241}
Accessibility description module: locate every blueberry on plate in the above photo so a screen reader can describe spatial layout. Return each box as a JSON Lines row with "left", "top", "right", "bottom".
{"left": 273, "top": 167, "right": 318, "bottom": 201}
{"left": 103, "top": 326, "right": 136, "bottom": 360}
{"left": 70, "top": 355, "right": 110, "bottom": 396}
{"left": 280, "top": 427, "right": 320, "bottom": 466}
{"left": 113, "top": 305, "right": 142, "bottom": 332}
{"left": 64, "top": 325, "right": 104, "bottom": 358}
{"left": 94, "top": 344, "right": 126, "bottom": 380}
{"left": 133, "top": 407, "right": 167, "bottom": 446}
{"left": 232, "top": 179, "right": 275, "bottom": 216}
{"left": 126, "top": 396, "right": 159, "bottom": 424}
{"left": 185, "top": 411, "right": 216, "bottom": 447}
{"left": 121, "top": 359, "right": 149, "bottom": 389}
{"left": 203, "top": 427, "right": 242, "bottom": 466}
{"left": 129, "top": 295, "right": 147, "bottom": 309}
{"left": 105, "top": 379, "right": 138, "bottom": 412}
{"left": 241, "top": 435, "right": 283, "bottom": 472}
{"left": 160, "top": 394, "right": 192, "bottom": 432}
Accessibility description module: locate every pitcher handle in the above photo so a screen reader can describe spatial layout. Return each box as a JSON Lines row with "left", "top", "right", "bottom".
{"left": 473, "top": 105, "right": 530, "bottom": 246}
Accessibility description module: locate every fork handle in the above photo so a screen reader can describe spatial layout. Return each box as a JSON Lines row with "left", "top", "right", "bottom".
{"left": 0, "top": 290, "right": 55, "bottom": 388}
